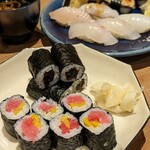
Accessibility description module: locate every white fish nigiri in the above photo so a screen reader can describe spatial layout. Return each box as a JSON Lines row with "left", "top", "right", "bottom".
{"left": 49, "top": 6, "right": 93, "bottom": 27}
{"left": 117, "top": 13, "right": 150, "bottom": 33}
{"left": 97, "top": 18, "right": 141, "bottom": 40}
{"left": 68, "top": 22, "right": 118, "bottom": 46}
{"left": 79, "top": 3, "right": 119, "bottom": 18}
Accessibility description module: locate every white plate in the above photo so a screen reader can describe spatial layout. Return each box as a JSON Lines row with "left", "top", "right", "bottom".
{"left": 0, "top": 44, "right": 149, "bottom": 150}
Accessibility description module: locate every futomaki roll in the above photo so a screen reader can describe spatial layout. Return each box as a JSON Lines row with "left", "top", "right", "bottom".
{"left": 50, "top": 112, "right": 83, "bottom": 150}
{"left": 28, "top": 49, "right": 59, "bottom": 89}
{"left": 61, "top": 93, "right": 92, "bottom": 117}
{"left": 14, "top": 113, "right": 52, "bottom": 150}
{"left": 51, "top": 43, "right": 85, "bottom": 82}
{"left": 0, "top": 95, "right": 30, "bottom": 138}
{"left": 79, "top": 107, "right": 117, "bottom": 150}
{"left": 32, "top": 97, "right": 64, "bottom": 122}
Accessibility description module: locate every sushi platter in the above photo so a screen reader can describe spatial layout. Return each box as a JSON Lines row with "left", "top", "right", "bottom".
{"left": 0, "top": 44, "right": 149, "bottom": 150}
{"left": 40, "top": 0, "right": 150, "bottom": 57}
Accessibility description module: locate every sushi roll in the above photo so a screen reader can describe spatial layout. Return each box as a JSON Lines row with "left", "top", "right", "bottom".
{"left": 32, "top": 97, "right": 64, "bottom": 122}
{"left": 0, "top": 95, "right": 30, "bottom": 138}
{"left": 50, "top": 112, "right": 83, "bottom": 150}
{"left": 28, "top": 48, "right": 59, "bottom": 89}
{"left": 79, "top": 107, "right": 117, "bottom": 150}
{"left": 14, "top": 113, "right": 52, "bottom": 150}
{"left": 48, "top": 73, "right": 88, "bottom": 103}
{"left": 26, "top": 78, "right": 47, "bottom": 100}
{"left": 61, "top": 92, "right": 92, "bottom": 117}
{"left": 26, "top": 73, "right": 87, "bottom": 101}
{"left": 51, "top": 43, "right": 85, "bottom": 82}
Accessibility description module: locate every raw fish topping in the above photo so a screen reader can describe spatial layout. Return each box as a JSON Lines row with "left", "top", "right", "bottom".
{"left": 21, "top": 114, "right": 42, "bottom": 142}
{"left": 83, "top": 110, "right": 110, "bottom": 127}
{"left": 59, "top": 115, "right": 79, "bottom": 134}
{"left": 6, "top": 99, "right": 25, "bottom": 115}
{"left": 66, "top": 95, "right": 86, "bottom": 108}
{"left": 38, "top": 102, "right": 57, "bottom": 114}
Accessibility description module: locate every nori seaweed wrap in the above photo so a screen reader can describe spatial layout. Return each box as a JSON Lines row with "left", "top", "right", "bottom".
{"left": 51, "top": 43, "right": 85, "bottom": 82}
{"left": 31, "top": 97, "right": 64, "bottom": 122}
{"left": 28, "top": 48, "right": 59, "bottom": 89}
{"left": 0, "top": 95, "right": 30, "bottom": 138}
{"left": 14, "top": 113, "right": 52, "bottom": 150}
{"left": 26, "top": 73, "right": 88, "bottom": 102}
{"left": 79, "top": 107, "right": 117, "bottom": 150}
{"left": 50, "top": 112, "right": 83, "bottom": 150}
{"left": 26, "top": 78, "right": 48, "bottom": 100}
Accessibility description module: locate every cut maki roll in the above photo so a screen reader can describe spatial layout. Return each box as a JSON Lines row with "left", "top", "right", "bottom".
{"left": 26, "top": 73, "right": 87, "bottom": 101}
{"left": 61, "top": 92, "right": 92, "bottom": 117}
{"left": 26, "top": 78, "right": 48, "bottom": 100}
{"left": 51, "top": 43, "right": 85, "bottom": 82}
{"left": 48, "top": 73, "right": 88, "bottom": 102}
{"left": 32, "top": 97, "right": 64, "bottom": 122}
{"left": 71, "top": 73, "right": 88, "bottom": 93}
{"left": 50, "top": 112, "right": 83, "bottom": 150}
{"left": 28, "top": 48, "right": 59, "bottom": 89}
{"left": 0, "top": 95, "right": 30, "bottom": 138}
{"left": 14, "top": 113, "right": 52, "bottom": 150}
{"left": 79, "top": 107, "right": 117, "bottom": 150}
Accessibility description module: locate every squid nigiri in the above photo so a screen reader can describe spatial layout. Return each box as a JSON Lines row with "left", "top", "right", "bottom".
{"left": 116, "top": 14, "right": 150, "bottom": 33}
{"left": 68, "top": 22, "right": 118, "bottom": 46}
{"left": 49, "top": 6, "right": 93, "bottom": 27}
{"left": 79, "top": 3, "right": 119, "bottom": 18}
{"left": 97, "top": 18, "right": 141, "bottom": 40}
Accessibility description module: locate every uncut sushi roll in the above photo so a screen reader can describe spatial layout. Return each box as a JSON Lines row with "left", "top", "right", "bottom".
{"left": 51, "top": 43, "right": 85, "bottom": 82}
{"left": 14, "top": 113, "right": 52, "bottom": 150}
{"left": 28, "top": 48, "right": 59, "bottom": 89}
{"left": 79, "top": 107, "right": 117, "bottom": 150}
{"left": 0, "top": 95, "right": 30, "bottom": 138}
{"left": 61, "top": 92, "right": 92, "bottom": 117}
{"left": 32, "top": 97, "right": 64, "bottom": 122}
{"left": 50, "top": 112, "right": 83, "bottom": 150}
{"left": 26, "top": 73, "right": 88, "bottom": 101}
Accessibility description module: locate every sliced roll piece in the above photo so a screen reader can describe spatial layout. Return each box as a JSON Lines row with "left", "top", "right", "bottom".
{"left": 79, "top": 107, "right": 117, "bottom": 150}
{"left": 61, "top": 92, "right": 92, "bottom": 117}
{"left": 14, "top": 113, "right": 52, "bottom": 150}
{"left": 26, "top": 73, "right": 88, "bottom": 102}
{"left": 50, "top": 112, "right": 83, "bottom": 150}
{"left": 51, "top": 43, "right": 85, "bottom": 82}
{"left": 32, "top": 97, "right": 64, "bottom": 122}
{"left": 28, "top": 49, "right": 59, "bottom": 89}
{"left": 0, "top": 95, "right": 30, "bottom": 138}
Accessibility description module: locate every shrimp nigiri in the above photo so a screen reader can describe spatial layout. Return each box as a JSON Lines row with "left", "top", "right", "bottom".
{"left": 49, "top": 6, "right": 93, "bottom": 27}
{"left": 97, "top": 18, "right": 141, "bottom": 40}
{"left": 117, "top": 13, "right": 150, "bottom": 33}
{"left": 68, "top": 22, "right": 118, "bottom": 46}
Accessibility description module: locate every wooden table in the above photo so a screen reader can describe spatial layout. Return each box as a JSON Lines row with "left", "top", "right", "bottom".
{"left": 0, "top": 0, "right": 150, "bottom": 149}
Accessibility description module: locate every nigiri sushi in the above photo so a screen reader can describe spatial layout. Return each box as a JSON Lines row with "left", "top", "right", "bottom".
{"left": 97, "top": 18, "right": 141, "bottom": 40}
{"left": 68, "top": 22, "right": 118, "bottom": 46}
{"left": 117, "top": 14, "right": 150, "bottom": 33}
{"left": 49, "top": 6, "right": 93, "bottom": 27}
{"left": 79, "top": 3, "right": 119, "bottom": 18}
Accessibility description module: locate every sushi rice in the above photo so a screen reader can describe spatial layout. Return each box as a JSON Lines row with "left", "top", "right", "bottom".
{"left": 32, "top": 97, "right": 64, "bottom": 121}
{"left": 50, "top": 112, "right": 82, "bottom": 139}
{"left": 61, "top": 92, "right": 92, "bottom": 113}
{"left": 14, "top": 113, "right": 49, "bottom": 142}
{"left": 0, "top": 95, "right": 30, "bottom": 120}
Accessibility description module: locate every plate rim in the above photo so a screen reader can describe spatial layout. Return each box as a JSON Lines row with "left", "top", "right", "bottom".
{"left": 40, "top": 0, "right": 150, "bottom": 58}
